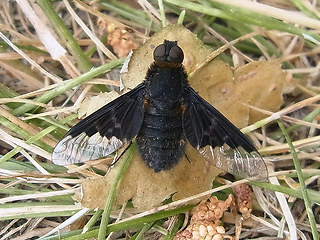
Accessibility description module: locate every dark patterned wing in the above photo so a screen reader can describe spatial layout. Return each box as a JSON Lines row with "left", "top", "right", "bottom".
{"left": 52, "top": 83, "right": 145, "bottom": 165}
{"left": 183, "top": 86, "right": 267, "bottom": 179}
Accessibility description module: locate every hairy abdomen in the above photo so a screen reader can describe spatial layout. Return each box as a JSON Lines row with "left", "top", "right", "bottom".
{"left": 136, "top": 104, "right": 185, "bottom": 172}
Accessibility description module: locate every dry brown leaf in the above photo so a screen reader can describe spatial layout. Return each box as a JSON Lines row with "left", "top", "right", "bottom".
{"left": 78, "top": 91, "right": 121, "bottom": 118}
{"left": 78, "top": 146, "right": 221, "bottom": 210}
{"left": 77, "top": 25, "right": 286, "bottom": 210}
{"left": 189, "top": 60, "right": 285, "bottom": 127}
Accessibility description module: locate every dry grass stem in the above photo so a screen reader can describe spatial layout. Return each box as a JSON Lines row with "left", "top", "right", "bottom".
{"left": 1, "top": 1, "right": 319, "bottom": 239}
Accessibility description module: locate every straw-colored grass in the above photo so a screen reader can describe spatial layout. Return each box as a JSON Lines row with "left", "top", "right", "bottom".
{"left": 0, "top": 0, "right": 320, "bottom": 239}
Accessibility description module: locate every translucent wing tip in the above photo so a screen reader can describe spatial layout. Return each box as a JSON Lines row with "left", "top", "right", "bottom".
{"left": 227, "top": 147, "right": 268, "bottom": 181}
{"left": 52, "top": 135, "right": 73, "bottom": 165}
{"left": 199, "top": 145, "right": 268, "bottom": 181}
{"left": 52, "top": 133, "right": 123, "bottom": 165}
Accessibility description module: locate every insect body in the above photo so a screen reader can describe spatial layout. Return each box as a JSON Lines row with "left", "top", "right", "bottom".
{"left": 52, "top": 40, "right": 267, "bottom": 177}
{"left": 136, "top": 42, "right": 187, "bottom": 171}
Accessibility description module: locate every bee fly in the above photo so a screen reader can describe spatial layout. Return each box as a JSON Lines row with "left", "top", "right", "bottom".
{"left": 52, "top": 40, "right": 267, "bottom": 178}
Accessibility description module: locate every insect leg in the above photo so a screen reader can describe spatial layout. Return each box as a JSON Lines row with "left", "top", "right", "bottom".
{"left": 109, "top": 141, "right": 133, "bottom": 168}
{"left": 184, "top": 153, "right": 191, "bottom": 163}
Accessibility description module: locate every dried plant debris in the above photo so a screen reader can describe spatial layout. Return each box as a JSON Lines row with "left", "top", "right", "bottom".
{"left": 232, "top": 183, "right": 253, "bottom": 219}
{"left": 78, "top": 25, "right": 286, "bottom": 210}
{"left": 174, "top": 187, "right": 254, "bottom": 240}
{"left": 105, "top": 24, "right": 139, "bottom": 58}
{"left": 174, "top": 195, "right": 235, "bottom": 240}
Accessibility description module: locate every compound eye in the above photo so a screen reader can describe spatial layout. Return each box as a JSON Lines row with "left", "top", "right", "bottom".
{"left": 169, "top": 45, "right": 184, "bottom": 63}
{"left": 153, "top": 44, "right": 166, "bottom": 61}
